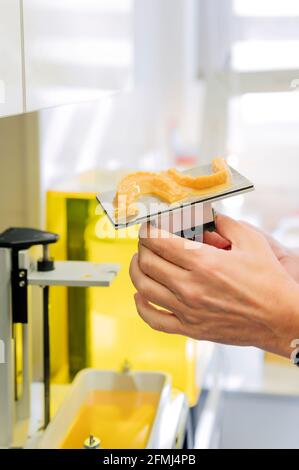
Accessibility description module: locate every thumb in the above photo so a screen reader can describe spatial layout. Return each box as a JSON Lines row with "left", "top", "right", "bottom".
{"left": 215, "top": 214, "right": 265, "bottom": 250}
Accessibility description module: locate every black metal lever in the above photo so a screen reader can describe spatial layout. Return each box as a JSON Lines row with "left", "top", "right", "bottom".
{"left": 0, "top": 227, "right": 58, "bottom": 323}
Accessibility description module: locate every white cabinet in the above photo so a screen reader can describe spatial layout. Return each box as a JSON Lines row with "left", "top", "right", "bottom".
{"left": 22, "top": 0, "right": 133, "bottom": 112}
{"left": 195, "top": 389, "right": 299, "bottom": 449}
{"left": 0, "top": 0, "right": 133, "bottom": 117}
{"left": 0, "top": 0, "right": 24, "bottom": 117}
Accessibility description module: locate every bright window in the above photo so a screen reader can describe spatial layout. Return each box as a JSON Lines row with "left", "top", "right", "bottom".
{"left": 226, "top": 2, "right": 299, "bottom": 191}
{"left": 233, "top": 0, "right": 299, "bottom": 17}
{"left": 232, "top": 40, "right": 299, "bottom": 71}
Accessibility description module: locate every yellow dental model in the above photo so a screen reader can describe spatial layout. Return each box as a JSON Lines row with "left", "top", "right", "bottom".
{"left": 167, "top": 157, "right": 229, "bottom": 190}
{"left": 114, "top": 157, "right": 230, "bottom": 219}
{"left": 114, "top": 172, "right": 189, "bottom": 219}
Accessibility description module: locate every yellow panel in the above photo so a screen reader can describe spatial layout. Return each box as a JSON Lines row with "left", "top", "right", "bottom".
{"left": 264, "top": 352, "right": 291, "bottom": 366}
{"left": 86, "top": 212, "right": 198, "bottom": 406}
{"left": 46, "top": 191, "right": 70, "bottom": 383}
{"left": 15, "top": 324, "right": 23, "bottom": 400}
{"left": 46, "top": 181, "right": 199, "bottom": 405}
{"left": 46, "top": 189, "right": 96, "bottom": 383}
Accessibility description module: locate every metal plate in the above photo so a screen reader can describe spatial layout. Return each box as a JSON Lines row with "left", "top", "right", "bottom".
{"left": 28, "top": 261, "right": 119, "bottom": 287}
{"left": 96, "top": 165, "right": 254, "bottom": 229}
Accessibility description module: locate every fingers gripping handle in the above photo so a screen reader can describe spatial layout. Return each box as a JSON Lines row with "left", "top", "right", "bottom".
{"left": 151, "top": 203, "right": 215, "bottom": 241}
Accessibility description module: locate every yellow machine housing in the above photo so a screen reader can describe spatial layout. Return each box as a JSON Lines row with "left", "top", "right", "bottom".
{"left": 46, "top": 171, "right": 200, "bottom": 406}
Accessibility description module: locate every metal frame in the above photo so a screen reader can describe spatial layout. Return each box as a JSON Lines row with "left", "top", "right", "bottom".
{"left": 0, "top": 244, "right": 119, "bottom": 448}
{"left": 0, "top": 248, "right": 15, "bottom": 447}
{"left": 0, "top": 249, "right": 31, "bottom": 448}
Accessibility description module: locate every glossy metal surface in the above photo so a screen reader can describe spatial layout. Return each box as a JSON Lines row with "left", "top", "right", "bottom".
{"left": 97, "top": 165, "right": 254, "bottom": 229}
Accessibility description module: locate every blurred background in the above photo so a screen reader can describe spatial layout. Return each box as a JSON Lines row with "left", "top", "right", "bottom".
{"left": 1, "top": 0, "right": 299, "bottom": 425}
{"left": 2, "top": 0, "right": 299, "bottom": 233}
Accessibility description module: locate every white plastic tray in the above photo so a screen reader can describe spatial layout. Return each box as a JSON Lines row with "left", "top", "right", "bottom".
{"left": 38, "top": 368, "right": 171, "bottom": 449}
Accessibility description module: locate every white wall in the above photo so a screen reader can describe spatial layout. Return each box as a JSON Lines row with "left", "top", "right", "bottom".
{"left": 39, "top": 0, "right": 202, "bottom": 191}
{"left": 23, "top": 0, "right": 134, "bottom": 112}
{"left": 0, "top": 0, "right": 24, "bottom": 117}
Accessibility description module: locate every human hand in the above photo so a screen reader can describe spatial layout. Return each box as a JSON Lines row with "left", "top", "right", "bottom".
{"left": 204, "top": 219, "right": 299, "bottom": 284}
{"left": 130, "top": 215, "right": 299, "bottom": 358}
